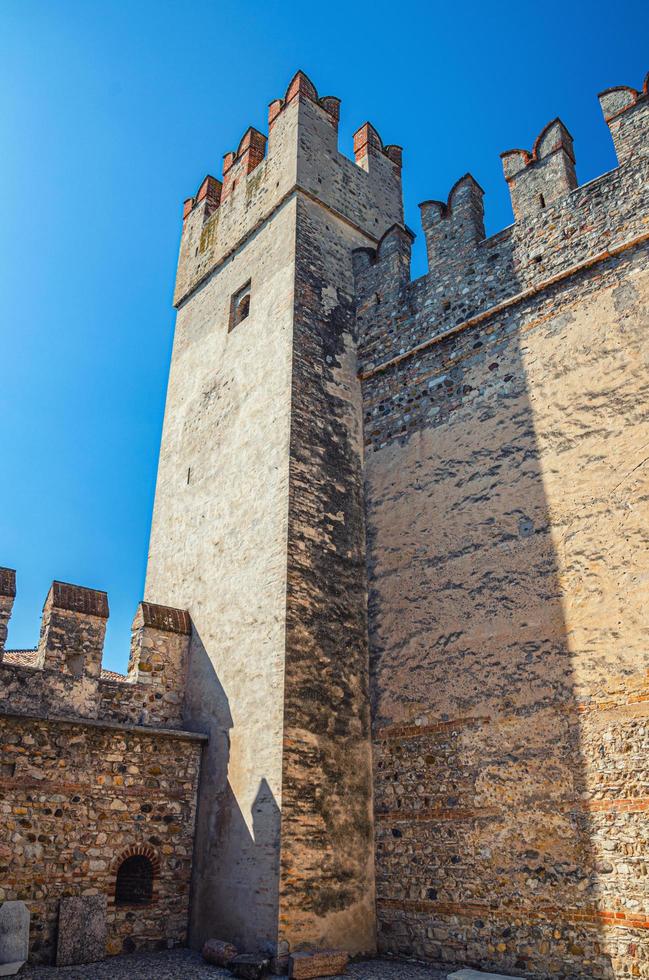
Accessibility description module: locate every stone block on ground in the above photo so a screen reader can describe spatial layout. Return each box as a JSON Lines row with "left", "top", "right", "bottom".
{"left": 0, "top": 901, "right": 30, "bottom": 975}
{"left": 230, "top": 953, "right": 270, "bottom": 979}
{"left": 270, "top": 952, "right": 290, "bottom": 975}
{"left": 448, "top": 971, "right": 519, "bottom": 980}
{"left": 202, "top": 938, "right": 238, "bottom": 966}
{"left": 288, "top": 950, "right": 348, "bottom": 979}
{"left": 56, "top": 895, "right": 107, "bottom": 966}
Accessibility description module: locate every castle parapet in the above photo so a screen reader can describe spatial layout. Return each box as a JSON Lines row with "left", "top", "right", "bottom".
{"left": 355, "top": 70, "right": 648, "bottom": 380}
{"left": 174, "top": 69, "right": 404, "bottom": 307}
{"left": 0, "top": 570, "right": 192, "bottom": 731}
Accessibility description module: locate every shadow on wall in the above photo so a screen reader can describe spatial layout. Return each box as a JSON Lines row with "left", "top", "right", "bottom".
{"left": 183, "top": 629, "right": 281, "bottom": 954}
{"left": 363, "top": 186, "right": 649, "bottom": 975}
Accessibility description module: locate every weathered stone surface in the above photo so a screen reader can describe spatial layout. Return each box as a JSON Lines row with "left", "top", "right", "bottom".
{"left": 56, "top": 895, "right": 107, "bottom": 966}
{"left": 358, "top": 71, "right": 649, "bottom": 980}
{"left": 144, "top": 70, "right": 393, "bottom": 956}
{"left": 0, "top": 579, "right": 192, "bottom": 730}
{"left": 289, "top": 950, "right": 348, "bottom": 979}
{"left": 229, "top": 953, "right": 270, "bottom": 979}
{"left": 201, "top": 939, "right": 238, "bottom": 966}
{"left": 0, "top": 901, "right": 29, "bottom": 972}
{"left": 0, "top": 712, "right": 202, "bottom": 965}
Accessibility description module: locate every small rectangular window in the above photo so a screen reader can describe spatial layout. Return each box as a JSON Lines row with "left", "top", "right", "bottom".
{"left": 229, "top": 281, "right": 251, "bottom": 332}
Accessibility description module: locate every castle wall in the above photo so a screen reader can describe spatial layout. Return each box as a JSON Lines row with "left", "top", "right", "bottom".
{"left": 278, "top": 193, "right": 376, "bottom": 953}
{"left": 0, "top": 712, "right": 202, "bottom": 964}
{"left": 0, "top": 575, "right": 205, "bottom": 964}
{"left": 359, "top": 92, "right": 649, "bottom": 980}
{"left": 145, "top": 190, "right": 297, "bottom": 950}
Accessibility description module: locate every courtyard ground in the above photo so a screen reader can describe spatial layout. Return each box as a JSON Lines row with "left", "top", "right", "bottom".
{"left": 22, "top": 949, "right": 450, "bottom": 979}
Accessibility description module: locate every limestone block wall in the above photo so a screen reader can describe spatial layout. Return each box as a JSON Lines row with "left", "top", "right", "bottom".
{"left": 357, "top": 74, "right": 649, "bottom": 980}
{"left": 0, "top": 712, "right": 203, "bottom": 964}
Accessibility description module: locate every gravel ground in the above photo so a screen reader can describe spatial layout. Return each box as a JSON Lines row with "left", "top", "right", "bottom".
{"left": 22, "top": 949, "right": 451, "bottom": 979}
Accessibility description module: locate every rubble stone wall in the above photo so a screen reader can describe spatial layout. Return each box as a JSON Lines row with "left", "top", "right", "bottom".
{"left": 0, "top": 576, "right": 204, "bottom": 964}
{"left": 0, "top": 712, "right": 203, "bottom": 964}
{"left": 358, "top": 80, "right": 649, "bottom": 980}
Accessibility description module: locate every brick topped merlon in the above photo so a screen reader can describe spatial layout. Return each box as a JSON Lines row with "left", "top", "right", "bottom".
{"left": 183, "top": 175, "right": 222, "bottom": 222}
{"left": 126, "top": 602, "right": 191, "bottom": 726}
{"left": 135, "top": 601, "right": 191, "bottom": 635}
{"left": 354, "top": 122, "right": 403, "bottom": 169}
{"left": 0, "top": 567, "right": 16, "bottom": 598}
{"left": 420, "top": 174, "right": 485, "bottom": 269}
{"left": 501, "top": 118, "right": 577, "bottom": 220}
{"left": 599, "top": 71, "right": 649, "bottom": 121}
{"left": 45, "top": 580, "right": 109, "bottom": 618}
{"left": 223, "top": 127, "right": 267, "bottom": 176}
{"left": 599, "top": 71, "right": 649, "bottom": 165}
{"left": 269, "top": 69, "right": 341, "bottom": 130}
{"left": 221, "top": 127, "right": 267, "bottom": 202}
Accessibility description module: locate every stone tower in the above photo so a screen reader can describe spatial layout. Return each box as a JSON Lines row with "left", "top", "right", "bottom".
{"left": 144, "top": 71, "right": 403, "bottom": 955}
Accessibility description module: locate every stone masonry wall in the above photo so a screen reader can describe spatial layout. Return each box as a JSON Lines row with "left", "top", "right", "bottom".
{"left": 358, "top": 76, "right": 649, "bottom": 979}
{"left": 0, "top": 712, "right": 202, "bottom": 964}
{"left": 146, "top": 70, "right": 404, "bottom": 956}
{"left": 279, "top": 193, "right": 376, "bottom": 954}
{"left": 0, "top": 572, "right": 205, "bottom": 963}
{"left": 0, "top": 581, "right": 192, "bottom": 729}
{"left": 277, "top": 80, "right": 403, "bottom": 956}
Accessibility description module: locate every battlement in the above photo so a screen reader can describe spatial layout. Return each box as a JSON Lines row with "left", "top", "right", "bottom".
{"left": 174, "top": 69, "right": 404, "bottom": 306}
{"left": 0, "top": 567, "right": 191, "bottom": 730}
{"left": 598, "top": 70, "right": 649, "bottom": 164}
{"left": 355, "top": 69, "right": 649, "bottom": 384}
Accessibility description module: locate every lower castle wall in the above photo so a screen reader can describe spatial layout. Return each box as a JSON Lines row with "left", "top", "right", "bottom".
{"left": 0, "top": 712, "right": 203, "bottom": 964}
{"left": 364, "top": 242, "right": 649, "bottom": 979}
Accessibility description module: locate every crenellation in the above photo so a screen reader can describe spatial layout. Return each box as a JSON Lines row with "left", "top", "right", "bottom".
{"left": 419, "top": 173, "right": 485, "bottom": 268}
{"left": 0, "top": 572, "right": 192, "bottom": 731}
{"left": 174, "top": 70, "right": 403, "bottom": 307}
{"left": 356, "top": 80, "right": 648, "bottom": 384}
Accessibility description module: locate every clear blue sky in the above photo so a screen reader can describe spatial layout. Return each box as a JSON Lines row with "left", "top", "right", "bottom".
{"left": 1, "top": 0, "right": 647, "bottom": 671}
